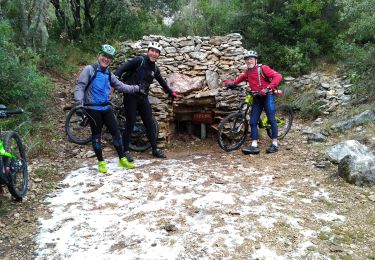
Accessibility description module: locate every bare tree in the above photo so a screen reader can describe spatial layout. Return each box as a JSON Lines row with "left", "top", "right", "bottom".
{"left": 49, "top": 0, "right": 96, "bottom": 40}
{"left": 16, "top": 0, "right": 49, "bottom": 51}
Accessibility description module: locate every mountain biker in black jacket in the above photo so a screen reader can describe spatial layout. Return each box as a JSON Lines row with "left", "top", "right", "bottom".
{"left": 114, "top": 41, "right": 177, "bottom": 161}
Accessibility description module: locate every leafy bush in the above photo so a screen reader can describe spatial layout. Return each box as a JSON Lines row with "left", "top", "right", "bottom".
{"left": 39, "top": 41, "right": 94, "bottom": 76}
{"left": 336, "top": 0, "right": 375, "bottom": 101}
{"left": 0, "top": 21, "right": 53, "bottom": 124}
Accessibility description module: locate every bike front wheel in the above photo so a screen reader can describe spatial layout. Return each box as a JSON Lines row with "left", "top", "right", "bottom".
{"left": 4, "top": 131, "right": 28, "bottom": 201}
{"left": 218, "top": 112, "right": 248, "bottom": 152}
{"left": 266, "top": 105, "right": 293, "bottom": 139}
{"left": 65, "top": 107, "right": 91, "bottom": 145}
{"left": 129, "top": 116, "right": 159, "bottom": 152}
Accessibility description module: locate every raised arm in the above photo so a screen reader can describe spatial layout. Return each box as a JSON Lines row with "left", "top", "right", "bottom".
{"left": 110, "top": 73, "right": 140, "bottom": 94}
{"left": 154, "top": 68, "right": 174, "bottom": 96}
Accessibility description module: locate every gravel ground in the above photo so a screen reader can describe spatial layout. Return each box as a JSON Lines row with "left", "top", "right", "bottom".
{"left": 1, "top": 120, "right": 374, "bottom": 259}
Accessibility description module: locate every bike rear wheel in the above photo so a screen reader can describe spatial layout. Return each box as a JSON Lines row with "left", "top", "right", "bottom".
{"left": 65, "top": 107, "right": 91, "bottom": 145}
{"left": 4, "top": 131, "right": 28, "bottom": 201}
{"left": 218, "top": 112, "right": 248, "bottom": 152}
{"left": 129, "top": 116, "right": 159, "bottom": 152}
{"left": 266, "top": 105, "right": 293, "bottom": 139}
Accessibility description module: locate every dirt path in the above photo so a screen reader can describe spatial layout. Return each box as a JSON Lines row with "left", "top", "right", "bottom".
{"left": 2, "top": 119, "right": 374, "bottom": 259}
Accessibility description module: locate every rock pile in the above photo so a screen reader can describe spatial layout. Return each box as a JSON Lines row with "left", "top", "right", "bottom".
{"left": 283, "top": 72, "right": 353, "bottom": 114}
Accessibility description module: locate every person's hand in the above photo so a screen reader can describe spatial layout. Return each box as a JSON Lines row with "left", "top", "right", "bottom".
{"left": 259, "top": 87, "right": 270, "bottom": 96}
{"left": 170, "top": 91, "right": 178, "bottom": 99}
{"left": 224, "top": 79, "right": 237, "bottom": 89}
{"left": 224, "top": 79, "right": 233, "bottom": 86}
{"left": 139, "top": 83, "right": 148, "bottom": 96}
{"left": 75, "top": 100, "right": 84, "bottom": 108}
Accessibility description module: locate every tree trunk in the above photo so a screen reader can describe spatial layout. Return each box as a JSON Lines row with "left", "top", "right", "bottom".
{"left": 70, "top": 0, "right": 81, "bottom": 40}
{"left": 27, "top": 0, "right": 49, "bottom": 51}
{"left": 83, "top": 0, "right": 94, "bottom": 34}
{"left": 18, "top": 0, "right": 28, "bottom": 47}
{"left": 49, "top": 0, "right": 74, "bottom": 40}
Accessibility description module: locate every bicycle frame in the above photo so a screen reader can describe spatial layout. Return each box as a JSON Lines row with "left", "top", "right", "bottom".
{"left": 241, "top": 90, "right": 286, "bottom": 129}
{"left": 0, "top": 139, "right": 16, "bottom": 159}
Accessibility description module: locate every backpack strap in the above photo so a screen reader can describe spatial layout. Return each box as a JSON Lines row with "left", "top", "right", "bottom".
{"left": 137, "top": 55, "right": 158, "bottom": 82}
{"left": 85, "top": 64, "right": 98, "bottom": 92}
{"left": 257, "top": 64, "right": 264, "bottom": 87}
{"left": 245, "top": 64, "right": 270, "bottom": 88}
{"left": 137, "top": 56, "right": 145, "bottom": 82}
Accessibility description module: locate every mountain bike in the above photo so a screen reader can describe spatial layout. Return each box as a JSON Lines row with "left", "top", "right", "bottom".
{"left": 0, "top": 105, "right": 28, "bottom": 201}
{"left": 217, "top": 87, "right": 293, "bottom": 152}
{"left": 65, "top": 102, "right": 159, "bottom": 152}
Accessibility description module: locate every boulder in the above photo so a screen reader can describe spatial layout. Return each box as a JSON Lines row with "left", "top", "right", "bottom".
{"left": 325, "top": 140, "right": 374, "bottom": 164}
{"left": 338, "top": 155, "right": 375, "bottom": 187}
{"left": 326, "top": 140, "right": 375, "bottom": 186}
{"left": 205, "top": 70, "right": 219, "bottom": 90}
{"left": 330, "top": 110, "right": 375, "bottom": 132}
{"left": 166, "top": 73, "right": 204, "bottom": 95}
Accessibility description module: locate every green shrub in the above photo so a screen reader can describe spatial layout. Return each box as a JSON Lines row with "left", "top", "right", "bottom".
{"left": 339, "top": 43, "right": 375, "bottom": 101}
{"left": 0, "top": 21, "right": 53, "bottom": 127}
{"left": 39, "top": 41, "right": 94, "bottom": 76}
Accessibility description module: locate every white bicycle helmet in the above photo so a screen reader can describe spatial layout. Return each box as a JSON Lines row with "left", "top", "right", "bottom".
{"left": 148, "top": 41, "right": 162, "bottom": 52}
{"left": 243, "top": 50, "right": 258, "bottom": 59}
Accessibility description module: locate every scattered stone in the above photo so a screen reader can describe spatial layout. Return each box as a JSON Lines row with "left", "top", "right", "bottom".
{"left": 368, "top": 195, "right": 375, "bottom": 202}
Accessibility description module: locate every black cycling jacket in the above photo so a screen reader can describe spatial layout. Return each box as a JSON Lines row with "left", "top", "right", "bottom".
{"left": 114, "top": 55, "right": 173, "bottom": 96}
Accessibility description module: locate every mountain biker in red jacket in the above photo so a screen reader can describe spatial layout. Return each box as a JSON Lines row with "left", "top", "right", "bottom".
{"left": 224, "top": 50, "right": 282, "bottom": 154}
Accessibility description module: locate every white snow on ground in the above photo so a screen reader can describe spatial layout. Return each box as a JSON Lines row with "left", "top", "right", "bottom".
{"left": 35, "top": 155, "right": 343, "bottom": 259}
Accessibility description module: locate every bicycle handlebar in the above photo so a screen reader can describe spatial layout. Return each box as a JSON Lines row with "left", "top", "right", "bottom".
{"left": 229, "top": 85, "right": 283, "bottom": 96}
{"left": 0, "top": 108, "right": 24, "bottom": 119}
{"left": 83, "top": 102, "right": 111, "bottom": 107}
{"left": 5, "top": 109, "right": 24, "bottom": 115}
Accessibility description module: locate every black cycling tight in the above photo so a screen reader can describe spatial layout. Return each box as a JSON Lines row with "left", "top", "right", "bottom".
{"left": 122, "top": 94, "right": 157, "bottom": 151}
{"left": 85, "top": 108, "right": 124, "bottom": 161}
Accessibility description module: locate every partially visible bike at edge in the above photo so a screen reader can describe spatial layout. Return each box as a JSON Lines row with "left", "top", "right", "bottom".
{"left": 0, "top": 104, "right": 28, "bottom": 201}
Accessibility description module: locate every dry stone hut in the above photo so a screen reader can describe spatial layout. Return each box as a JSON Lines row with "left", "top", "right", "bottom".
{"left": 112, "top": 33, "right": 247, "bottom": 143}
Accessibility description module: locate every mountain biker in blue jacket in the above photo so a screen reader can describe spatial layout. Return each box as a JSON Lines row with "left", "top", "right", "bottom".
{"left": 74, "top": 44, "right": 144, "bottom": 173}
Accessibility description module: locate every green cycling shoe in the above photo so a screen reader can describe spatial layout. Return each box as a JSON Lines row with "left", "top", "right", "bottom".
{"left": 118, "top": 157, "right": 135, "bottom": 169}
{"left": 98, "top": 161, "right": 108, "bottom": 173}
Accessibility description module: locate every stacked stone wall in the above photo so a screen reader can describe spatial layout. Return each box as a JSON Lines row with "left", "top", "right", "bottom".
{"left": 112, "top": 33, "right": 247, "bottom": 142}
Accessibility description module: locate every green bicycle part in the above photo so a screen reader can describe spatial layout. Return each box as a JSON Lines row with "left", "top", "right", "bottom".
{"left": 0, "top": 142, "right": 16, "bottom": 158}
{"left": 262, "top": 116, "right": 285, "bottom": 128}
{"left": 276, "top": 116, "right": 285, "bottom": 126}
{"left": 244, "top": 95, "right": 253, "bottom": 104}
{"left": 262, "top": 116, "right": 269, "bottom": 127}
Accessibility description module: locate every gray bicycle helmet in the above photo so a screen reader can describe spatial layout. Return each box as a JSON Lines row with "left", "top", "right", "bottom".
{"left": 99, "top": 44, "right": 116, "bottom": 58}
{"left": 243, "top": 50, "right": 258, "bottom": 59}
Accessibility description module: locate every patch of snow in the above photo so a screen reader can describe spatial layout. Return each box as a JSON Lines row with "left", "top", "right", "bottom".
{"left": 314, "top": 212, "right": 346, "bottom": 222}
{"left": 252, "top": 244, "right": 285, "bottom": 260}
{"left": 34, "top": 156, "right": 329, "bottom": 259}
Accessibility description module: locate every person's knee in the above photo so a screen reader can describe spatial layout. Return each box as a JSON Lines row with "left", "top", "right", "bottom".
{"left": 92, "top": 134, "right": 102, "bottom": 150}
{"left": 112, "top": 131, "right": 123, "bottom": 147}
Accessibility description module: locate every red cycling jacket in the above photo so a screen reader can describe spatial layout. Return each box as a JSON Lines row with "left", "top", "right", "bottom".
{"left": 233, "top": 64, "right": 282, "bottom": 92}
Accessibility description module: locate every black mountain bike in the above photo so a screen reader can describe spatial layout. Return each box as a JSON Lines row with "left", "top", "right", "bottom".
{"left": 218, "top": 87, "right": 293, "bottom": 152}
{"left": 65, "top": 102, "right": 159, "bottom": 152}
{"left": 0, "top": 105, "right": 28, "bottom": 201}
